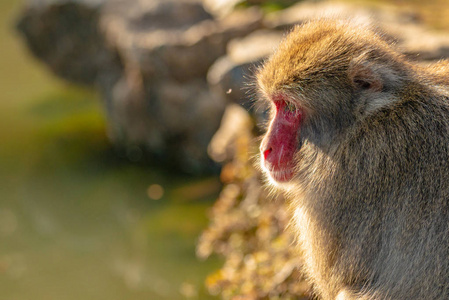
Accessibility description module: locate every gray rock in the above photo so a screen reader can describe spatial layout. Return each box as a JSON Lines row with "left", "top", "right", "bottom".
{"left": 207, "top": 30, "right": 282, "bottom": 109}
{"left": 99, "top": 0, "right": 263, "bottom": 172}
{"left": 16, "top": 0, "right": 123, "bottom": 86}
{"left": 101, "top": 4, "right": 263, "bottom": 82}
{"left": 16, "top": 0, "right": 263, "bottom": 173}
{"left": 207, "top": 29, "right": 282, "bottom": 130}
{"left": 208, "top": 104, "right": 253, "bottom": 163}
{"left": 107, "top": 76, "right": 225, "bottom": 172}
{"left": 202, "top": 0, "right": 241, "bottom": 17}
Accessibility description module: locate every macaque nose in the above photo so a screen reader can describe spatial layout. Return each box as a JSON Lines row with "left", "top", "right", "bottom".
{"left": 262, "top": 141, "right": 281, "bottom": 167}
{"left": 260, "top": 122, "right": 299, "bottom": 169}
{"left": 263, "top": 148, "right": 272, "bottom": 160}
{"left": 260, "top": 137, "right": 272, "bottom": 161}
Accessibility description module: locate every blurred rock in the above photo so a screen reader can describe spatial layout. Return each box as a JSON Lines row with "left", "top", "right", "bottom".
{"left": 208, "top": 104, "right": 252, "bottom": 163}
{"left": 100, "top": 0, "right": 262, "bottom": 172}
{"left": 101, "top": 3, "right": 263, "bottom": 82}
{"left": 16, "top": 0, "right": 263, "bottom": 173}
{"left": 385, "top": 23, "right": 449, "bottom": 61}
{"left": 202, "top": 0, "right": 241, "bottom": 17}
{"left": 203, "top": 0, "right": 298, "bottom": 17}
{"left": 207, "top": 29, "right": 282, "bottom": 111}
{"left": 16, "top": 0, "right": 123, "bottom": 87}
{"left": 110, "top": 78, "right": 226, "bottom": 172}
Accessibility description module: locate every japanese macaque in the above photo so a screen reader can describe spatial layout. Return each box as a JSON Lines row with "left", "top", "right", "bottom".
{"left": 257, "top": 19, "right": 449, "bottom": 299}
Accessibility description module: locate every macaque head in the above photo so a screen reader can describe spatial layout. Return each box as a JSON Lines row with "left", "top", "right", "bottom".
{"left": 257, "top": 19, "right": 408, "bottom": 186}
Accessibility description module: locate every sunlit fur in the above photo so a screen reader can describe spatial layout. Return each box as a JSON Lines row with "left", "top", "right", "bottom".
{"left": 256, "top": 18, "right": 449, "bottom": 299}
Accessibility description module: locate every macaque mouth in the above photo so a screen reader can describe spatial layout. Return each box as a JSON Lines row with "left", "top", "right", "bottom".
{"left": 265, "top": 164, "right": 296, "bottom": 183}
{"left": 261, "top": 97, "right": 304, "bottom": 183}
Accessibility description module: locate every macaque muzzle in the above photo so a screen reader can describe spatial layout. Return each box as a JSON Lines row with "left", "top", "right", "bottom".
{"left": 261, "top": 97, "right": 303, "bottom": 182}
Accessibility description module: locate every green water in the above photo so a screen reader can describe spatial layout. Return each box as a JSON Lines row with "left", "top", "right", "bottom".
{"left": 0, "top": 1, "right": 220, "bottom": 299}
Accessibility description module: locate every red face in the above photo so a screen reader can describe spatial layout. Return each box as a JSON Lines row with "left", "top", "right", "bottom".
{"left": 260, "top": 94, "right": 303, "bottom": 183}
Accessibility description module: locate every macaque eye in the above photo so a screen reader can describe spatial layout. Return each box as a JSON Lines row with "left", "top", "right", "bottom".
{"left": 284, "top": 102, "right": 297, "bottom": 113}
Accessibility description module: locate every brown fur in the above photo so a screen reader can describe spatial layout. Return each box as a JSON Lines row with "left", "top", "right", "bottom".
{"left": 256, "top": 19, "right": 449, "bottom": 299}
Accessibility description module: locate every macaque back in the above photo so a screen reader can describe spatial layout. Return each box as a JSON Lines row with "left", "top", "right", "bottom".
{"left": 257, "top": 19, "right": 449, "bottom": 299}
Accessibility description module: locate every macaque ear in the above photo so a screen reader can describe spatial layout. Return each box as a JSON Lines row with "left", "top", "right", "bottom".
{"left": 348, "top": 59, "right": 383, "bottom": 92}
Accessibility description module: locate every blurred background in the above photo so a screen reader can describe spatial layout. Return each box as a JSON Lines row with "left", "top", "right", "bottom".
{"left": 0, "top": 1, "right": 222, "bottom": 299}
{"left": 1, "top": 0, "right": 448, "bottom": 300}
